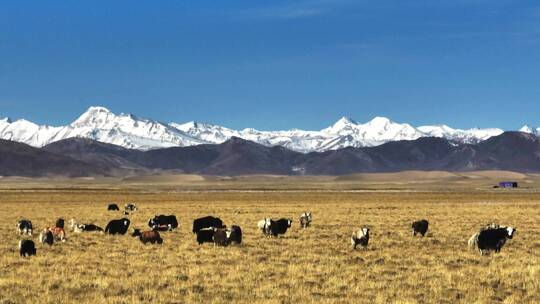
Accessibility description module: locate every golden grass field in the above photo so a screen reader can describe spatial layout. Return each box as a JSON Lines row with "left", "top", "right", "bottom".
{"left": 1, "top": 173, "right": 539, "bottom": 303}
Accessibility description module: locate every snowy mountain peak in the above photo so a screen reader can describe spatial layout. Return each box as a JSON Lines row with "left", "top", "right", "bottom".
{"left": 0, "top": 117, "right": 12, "bottom": 124}
{"left": 323, "top": 116, "right": 359, "bottom": 133}
{"left": 71, "top": 106, "right": 116, "bottom": 127}
{"left": 319, "top": 116, "right": 424, "bottom": 148}
{"left": 87, "top": 106, "right": 111, "bottom": 113}
{"left": 363, "top": 117, "right": 412, "bottom": 134}
{"left": 366, "top": 116, "right": 392, "bottom": 126}
{"left": 336, "top": 116, "right": 357, "bottom": 125}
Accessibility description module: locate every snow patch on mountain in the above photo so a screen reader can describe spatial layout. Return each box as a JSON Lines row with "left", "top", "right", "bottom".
{"left": 520, "top": 125, "right": 540, "bottom": 136}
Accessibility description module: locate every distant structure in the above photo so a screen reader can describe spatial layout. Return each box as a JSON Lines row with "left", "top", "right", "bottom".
{"left": 498, "top": 181, "right": 518, "bottom": 188}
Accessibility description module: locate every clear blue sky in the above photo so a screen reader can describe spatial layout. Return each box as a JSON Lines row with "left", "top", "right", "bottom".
{"left": 1, "top": 1, "right": 539, "bottom": 130}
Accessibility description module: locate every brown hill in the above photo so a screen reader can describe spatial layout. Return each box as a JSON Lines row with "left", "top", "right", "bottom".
{"left": 0, "top": 139, "right": 106, "bottom": 177}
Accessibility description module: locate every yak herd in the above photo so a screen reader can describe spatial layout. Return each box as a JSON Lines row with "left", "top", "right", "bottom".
{"left": 15, "top": 204, "right": 516, "bottom": 258}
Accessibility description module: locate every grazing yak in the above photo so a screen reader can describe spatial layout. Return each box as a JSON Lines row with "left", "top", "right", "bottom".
{"left": 266, "top": 218, "right": 293, "bottom": 237}
{"left": 148, "top": 215, "right": 179, "bottom": 231}
{"left": 19, "top": 240, "right": 36, "bottom": 257}
{"left": 16, "top": 219, "right": 33, "bottom": 236}
{"left": 468, "top": 223, "right": 500, "bottom": 249}
{"left": 39, "top": 230, "right": 54, "bottom": 246}
{"left": 108, "top": 204, "right": 120, "bottom": 211}
{"left": 228, "top": 225, "right": 242, "bottom": 244}
{"left": 132, "top": 229, "right": 163, "bottom": 244}
{"left": 46, "top": 227, "right": 66, "bottom": 242}
{"left": 105, "top": 218, "right": 131, "bottom": 235}
{"left": 125, "top": 203, "right": 138, "bottom": 213}
{"left": 469, "top": 224, "right": 516, "bottom": 255}
{"left": 70, "top": 219, "right": 103, "bottom": 233}
{"left": 196, "top": 228, "right": 215, "bottom": 245}
{"left": 412, "top": 219, "right": 429, "bottom": 237}
{"left": 351, "top": 227, "right": 370, "bottom": 249}
{"left": 192, "top": 216, "right": 224, "bottom": 234}
{"left": 299, "top": 212, "right": 312, "bottom": 228}
{"left": 196, "top": 226, "right": 242, "bottom": 246}
{"left": 212, "top": 228, "right": 231, "bottom": 247}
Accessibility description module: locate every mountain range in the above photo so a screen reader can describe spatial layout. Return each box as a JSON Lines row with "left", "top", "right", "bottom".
{"left": 3, "top": 106, "right": 533, "bottom": 153}
{"left": 2, "top": 107, "right": 540, "bottom": 177}
{"left": 2, "top": 131, "right": 540, "bottom": 177}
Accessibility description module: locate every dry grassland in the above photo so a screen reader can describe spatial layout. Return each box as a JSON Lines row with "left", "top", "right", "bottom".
{"left": 0, "top": 189, "right": 539, "bottom": 303}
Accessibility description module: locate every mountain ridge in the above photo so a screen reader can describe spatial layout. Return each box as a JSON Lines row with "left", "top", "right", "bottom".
{"left": 1, "top": 106, "right": 535, "bottom": 153}
{"left": 0, "top": 131, "right": 529, "bottom": 177}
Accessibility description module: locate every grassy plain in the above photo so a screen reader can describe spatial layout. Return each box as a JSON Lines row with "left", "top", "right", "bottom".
{"left": 0, "top": 173, "right": 539, "bottom": 303}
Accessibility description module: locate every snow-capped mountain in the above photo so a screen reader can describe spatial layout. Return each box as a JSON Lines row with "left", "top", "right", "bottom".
{"left": 57, "top": 106, "right": 207, "bottom": 149}
{"left": 0, "top": 107, "right": 207, "bottom": 150}
{"left": 0, "top": 106, "right": 519, "bottom": 152}
{"left": 171, "top": 116, "right": 428, "bottom": 152}
{"left": 0, "top": 117, "right": 63, "bottom": 147}
{"left": 321, "top": 116, "right": 425, "bottom": 147}
{"left": 418, "top": 125, "right": 504, "bottom": 144}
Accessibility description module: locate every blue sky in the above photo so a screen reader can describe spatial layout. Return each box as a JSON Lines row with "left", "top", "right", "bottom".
{"left": 0, "top": 1, "right": 539, "bottom": 130}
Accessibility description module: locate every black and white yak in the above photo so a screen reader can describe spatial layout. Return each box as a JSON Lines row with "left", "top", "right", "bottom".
{"left": 468, "top": 224, "right": 516, "bottom": 255}
{"left": 16, "top": 219, "right": 33, "bottom": 236}
{"left": 351, "top": 227, "right": 370, "bottom": 249}
{"left": 468, "top": 223, "right": 499, "bottom": 249}
{"left": 259, "top": 218, "right": 292, "bottom": 237}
